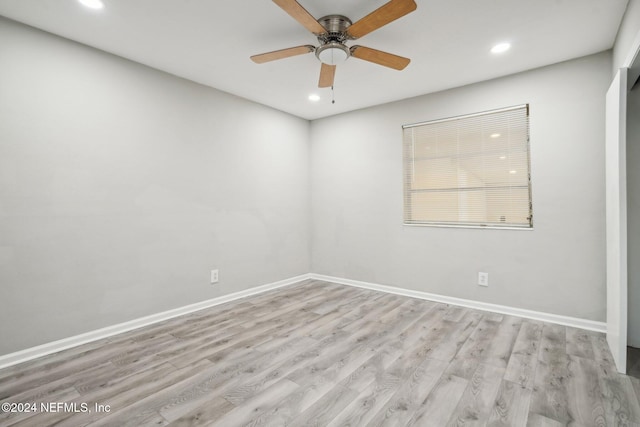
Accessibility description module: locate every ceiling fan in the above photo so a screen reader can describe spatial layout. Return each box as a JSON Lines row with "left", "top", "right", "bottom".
{"left": 251, "top": 0, "right": 417, "bottom": 88}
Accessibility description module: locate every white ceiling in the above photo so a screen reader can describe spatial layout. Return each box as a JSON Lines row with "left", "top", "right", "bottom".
{"left": 0, "top": 0, "right": 629, "bottom": 120}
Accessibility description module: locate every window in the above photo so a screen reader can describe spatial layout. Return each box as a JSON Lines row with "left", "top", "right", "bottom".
{"left": 402, "top": 104, "right": 532, "bottom": 228}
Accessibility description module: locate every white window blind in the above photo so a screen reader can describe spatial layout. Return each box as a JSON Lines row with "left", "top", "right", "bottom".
{"left": 402, "top": 105, "right": 532, "bottom": 228}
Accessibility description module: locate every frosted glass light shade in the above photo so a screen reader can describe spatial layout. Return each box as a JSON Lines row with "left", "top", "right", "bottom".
{"left": 316, "top": 43, "right": 350, "bottom": 65}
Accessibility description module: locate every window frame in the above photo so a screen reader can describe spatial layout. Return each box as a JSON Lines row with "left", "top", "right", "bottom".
{"left": 402, "top": 104, "right": 533, "bottom": 230}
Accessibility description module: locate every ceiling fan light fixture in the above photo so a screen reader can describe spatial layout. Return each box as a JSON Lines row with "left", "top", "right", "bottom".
{"left": 316, "top": 42, "right": 350, "bottom": 65}
{"left": 252, "top": 0, "right": 417, "bottom": 88}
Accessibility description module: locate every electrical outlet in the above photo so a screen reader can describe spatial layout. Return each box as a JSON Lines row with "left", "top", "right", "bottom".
{"left": 478, "top": 272, "right": 489, "bottom": 287}
{"left": 211, "top": 269, "right": 219, "bottom": 284}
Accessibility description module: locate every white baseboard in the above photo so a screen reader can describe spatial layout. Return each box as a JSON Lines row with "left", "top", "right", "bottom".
{"left": 310, "top": 274, "right": 606, "bottom": 333}
{"left": 0, "top": 273, "right": 312, "bottom": 370}
{"left": 0, "top": 272, "right": 606, "bottom": 370}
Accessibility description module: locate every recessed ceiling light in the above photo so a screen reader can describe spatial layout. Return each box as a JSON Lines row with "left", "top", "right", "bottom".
{"left": 79, "top": 0, "right": 104, "bottom": 9}
{"left": 509, "top": 170, "right": 517, "bottom": 174}
{"left": 308, "top": 94, "right": 320, "bottom": 102}
{"left": 499, "top": 155, "right": 507, "bottom": 160}
{"left": 491, "top": 42, "right": 511, "bottom": 54}
{"left": 490, "top": 133, "right": 501, "bottom": 138}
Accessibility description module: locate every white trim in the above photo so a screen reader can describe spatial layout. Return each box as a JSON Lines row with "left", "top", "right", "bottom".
{"left": 310, "top": 274, "right": 606, "bottom": 333}
{"left": 0, "top": 274, "right": 311, "bottom": 370}
{"left": 403, "top": 223, "right": 534, "bottom": 231}
{"left": 402, "top": 104, "right": 527, "bottom": 128}
{"left": 0, "top": 271, "right": 606, "bottom": 370}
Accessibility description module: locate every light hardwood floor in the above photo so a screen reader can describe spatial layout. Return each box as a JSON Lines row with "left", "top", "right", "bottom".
{"left": 628, "top": 347, "right": 640, "bottom": 380}
{"left": 1, "top": 280, "right": 639, "bottom": 426}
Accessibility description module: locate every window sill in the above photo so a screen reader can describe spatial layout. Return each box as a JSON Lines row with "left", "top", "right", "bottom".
{"left": 403, "top": 223, "right": 534, "bottom": 231}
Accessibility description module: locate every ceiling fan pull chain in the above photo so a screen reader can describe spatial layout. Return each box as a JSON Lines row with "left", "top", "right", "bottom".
{"left": 331, "top": 85, "right": 335, "bottom": 104}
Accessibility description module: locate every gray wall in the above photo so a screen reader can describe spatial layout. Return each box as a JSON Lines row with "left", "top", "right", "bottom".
{"left": 0, "top": 17, "right": 310, "bottom": 355}
{"left": 613, "top": 0, "right": 640, "bottom": 72}
{"left": 310, "top": 52, "right": 611, "bottom": 321}
{"left": 0, "top": 13, "right": 620, "bottom": 357}
{"left": 628, "top": 78, "right": 640, "bottom": 347}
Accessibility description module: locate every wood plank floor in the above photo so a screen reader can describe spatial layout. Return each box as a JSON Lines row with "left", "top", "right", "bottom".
{"left": 628, "top": 347, "right": 640, "bottom": 380}
{"left": 1, "top": 280, "right": 639, "bottom": 426}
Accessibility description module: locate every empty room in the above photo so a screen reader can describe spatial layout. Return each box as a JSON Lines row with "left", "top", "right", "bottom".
{"left": 1, "top": 0, "right": 640, "bottom": 425}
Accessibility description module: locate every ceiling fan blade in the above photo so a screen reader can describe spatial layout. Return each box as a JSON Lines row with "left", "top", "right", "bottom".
{"left": 272, "top": 0, "right": 327, "bottom": 35}
{"left": 251, "top": 45, "right": 315, "bottom": 64}
{"left": 346, "top": 0, "right": 417, "bottom": 39}
{"left": 350, "top": 46, "right": 410, "bottom": 70}
{"left": 318, "top": 63, "right": 336, "bottom": 88}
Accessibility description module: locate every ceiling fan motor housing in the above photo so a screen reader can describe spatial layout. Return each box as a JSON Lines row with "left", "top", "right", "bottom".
{"left": 315, "top": 15, "right": 352, "bottom": 65}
